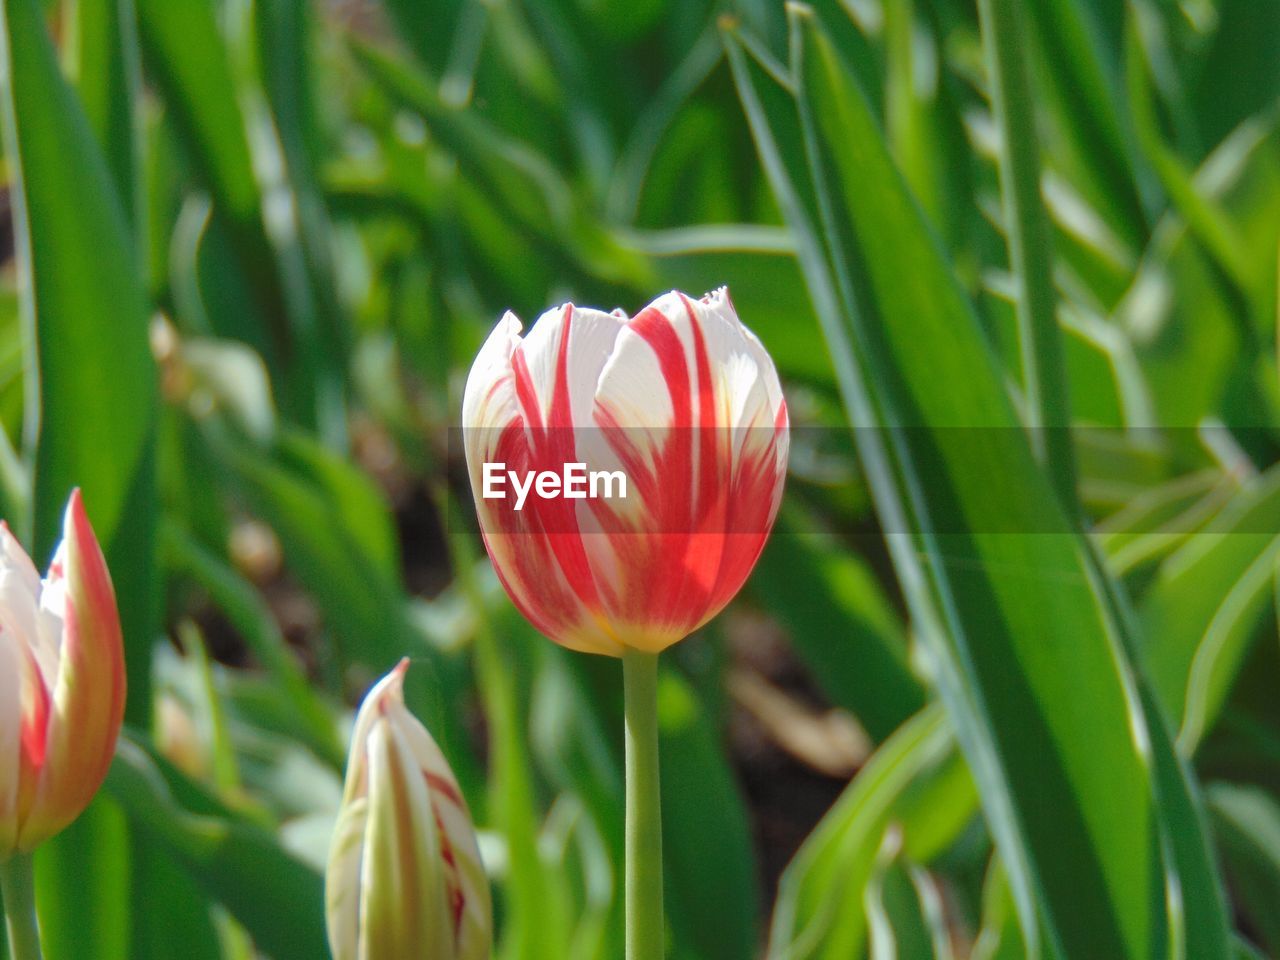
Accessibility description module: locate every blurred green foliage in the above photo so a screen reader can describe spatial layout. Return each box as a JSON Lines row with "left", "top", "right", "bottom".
{"left": 0, "top": 0, "right": 1278, "bottom": 957}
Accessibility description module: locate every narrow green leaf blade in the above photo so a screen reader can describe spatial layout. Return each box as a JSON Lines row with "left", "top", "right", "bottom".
{"left": 768, "top": 706, "right": 952, "bottom": 960}
{"left": 0, "top": 0, "right": 158, "bottom": 717}
{"left": 727, "top": 8, "right": 1233, "bottom": 958}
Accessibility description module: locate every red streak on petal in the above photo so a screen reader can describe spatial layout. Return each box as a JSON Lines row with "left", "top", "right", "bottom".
{"left": 477, "top": 309, "right": 608, "bottom": 648}
{"left": 64, "top": 490, "right": 127, "bottom": 790}
{"left": 622, "top": 302, "right": 731, "bottom": 639}
{"left": 19, "top": 646, "right": 49, "bottom": 770}
{"left": 511, "top": 351, "right": 545, "bottom": 433}
{"left": 583, "top": 299, "right": 787, "bottom": 648}
{"left": 425, "top": 770, "right": 464, "bottom": 808}
{"left": 505, "top": 306, "right": 602, "bottom": 616}
{"left": 680, "top": 291, "right": 729, "bottom": 578}
{"left": 425, "top": 777, "right": 467, "bottom": 937}
{"left": 540, "top": 305, "right": 602, "bottom": 608}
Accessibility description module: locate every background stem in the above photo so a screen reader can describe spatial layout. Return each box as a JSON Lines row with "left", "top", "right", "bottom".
{"left": 623, "top": 648, "right": 664, "bottom": 960}
{"left": 1, "top": 853, "right": 44, "bottom": 960}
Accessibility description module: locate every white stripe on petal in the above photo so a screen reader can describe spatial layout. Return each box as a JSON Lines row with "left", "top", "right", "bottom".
{"left": 325, "top": 798, "right": 369, "bottom": 960}
{"left": 0, "top": 567, "right": 55, "bottom": 700}
{"left": 516, "top": 303, "right": 625, "bottom": 428}
{"left": 593, "top": 324, "right": 674, "bottom": 434}
{"left": 0, "top": 525, "right": 40, "bottom": 598}
{"left": 697, "top": 287, "right": 789, "bottom": 475}
{"left": 462, "top": 312, "right": 523, "bottom": 478}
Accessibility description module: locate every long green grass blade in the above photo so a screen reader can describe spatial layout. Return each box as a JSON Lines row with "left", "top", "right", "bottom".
{"left": 0, "top": 0, "right": 158, "bottom": 716}
{"left": 1018, "top": 0, "right": 1149, "bottom": 246}
{"left": 68, "top": 0, "right": 145, "bottom": 248}
{"left": 729, "top": 7, "right": 1231, "bottom": 957}
{"left": 975, "top": 0, "right": 1077, "bottom": 509}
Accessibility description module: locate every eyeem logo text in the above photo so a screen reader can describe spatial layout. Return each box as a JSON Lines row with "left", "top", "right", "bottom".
{"left": 482, "top": 462, "right": 628, "bottom": 511}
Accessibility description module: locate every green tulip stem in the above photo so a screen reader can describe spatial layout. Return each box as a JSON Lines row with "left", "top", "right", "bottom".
{"left": 1, "top": 852, "right": 44, "bottom": 960}
{"left": 623, "top": 648, "right": 664, "bottom": 960}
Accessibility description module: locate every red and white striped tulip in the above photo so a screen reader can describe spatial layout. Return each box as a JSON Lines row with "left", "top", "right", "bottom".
{"left": 326, "top": 660, "right": 491, "bottom": 960}
{"left": 462, "top": 287, "right": 789, "bottom": 657}
{"left": 0, "top": 490, "right": 126, "bottom": 859}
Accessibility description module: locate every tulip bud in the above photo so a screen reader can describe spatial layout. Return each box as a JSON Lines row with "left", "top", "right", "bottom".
{"left": 0, "top": 490, "right": 126, "bottom": 859}
{"left": 326, "top": 660, "right": 491, "bottom": 960}
{"left": 462, "top": 287, "right": 789, "bottom": 656}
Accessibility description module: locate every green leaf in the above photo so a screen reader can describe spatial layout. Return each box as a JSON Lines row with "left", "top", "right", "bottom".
{"left": 135, "top": 0, "right": 277, "bottom": 348}
{"left": 752, "top": 514, "right": 925, "bottom": 742}
{"left": 136, "top": 0, "right": 333, "bottom": 433}
{"left": 1125, "top": 10, "right": 1252, "bottom": 312}
{"left": 1018, "top": 0, "right": 1149, "bottom": 246}
{"left": 728, "top": 8, "right": 1231, "bottom": 957}
{"left": 124, "top": 839, "right": 223, "bottom": 960}
{"left": 768, "top": 706, "right": 952, "bottom": 960}
{"left": 970, "top": 859, "right": 1028, "bottom": 960}
{"left": 0, "top": 0, "right": 158, "bottom": 719}
{"left": 975, "top": 0, "right": 1076, "bottom": 507}
{"left": 1233, "top": 937, "right": 1269, "bottom": 960}
{"left": 349, "top": 38, "right": 649, "bottom": 288}
{"left": 1096, "top": 469, "right": 1235, "bottom": 577}
{"left": 212, "top": 423, "right": 414, "bottom": 680}
{"left": 35, "top": 798, "right": 131, "bottom": 960}
{"left": 253, "top": 0, "right": 349, "bottom": 446}
{"left": 105, "top": 734, "right": 329, "bottom": 960}
{"left": 381, "top": 0, "right": 465, "bottom": 72}
{"left": 658, "top": 668, "right": 760, "bottom": 960}
{"left": 1141, "top": 465, "right": 1280, "bottom": 747}
{"left": 865, "top": 860, "right": 953, "bottom": 960}
{"left": 1209, "top": 783, "right": 1280, "bottom": 958}
{"left": 1139, "top": 678, "right": 1234, "bottom": 960}
{"left": 67, "top": 0, "right": 145, "bottom": 244}
{"left": 1190, "top": 0, "right": 1280, "bottom": 149}
{"left": 1114, "top": 117, "right": 1280, "bottom": 429}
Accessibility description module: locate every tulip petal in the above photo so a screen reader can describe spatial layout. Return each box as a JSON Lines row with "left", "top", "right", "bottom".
{"left": 510, "top": 303, "right": 625, "bottom": 431}
{"left": 325, "top": 797, "right": 369, "bottom": 960}
{"left": 699, "top": 287, "right": 787, "bottom": 430}
{"left": 0, "top": 530, "right": 53, "bottom": 681}
{"left": 0, "top": 521, "right": 41, "bottom": 596}
{"left": 19, "top": 490, "right": 125, "bottom": 851}
{"left": 463, "top": 315, "right": 602, "bottom": 646}
{"left": 461, "top": 311, "right": 522, "bottom": 448}
{"left": 391, "top": 691, "right": 491, "bottom": 960}
{"left": 359, "top": 719, "right": 453, "bottom": 960}
{"left": 465, "top": 308, "right": 631, "bottom": 655}
{"left": 0, "top": 633, "right": 20, "bottom": 855}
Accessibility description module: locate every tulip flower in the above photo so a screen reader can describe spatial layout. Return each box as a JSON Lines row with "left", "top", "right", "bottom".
{"left": 0, "top": 491, "right": 125, "bottom": 856}
{"left": 0, "top": 491, "right": 125, "bottom": 960}
{"left": 463, "top": 288, "right": 788, "bottom": 960}
{"left": 462, "top": 287, "right": 789, "bottom": 658}
{"left": 326, "top": 660, "right": 490, "bottom": 960}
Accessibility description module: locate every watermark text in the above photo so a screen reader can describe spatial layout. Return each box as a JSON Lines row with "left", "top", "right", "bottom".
{"left": 482, "top": 462, "right": 628, "bottom": 511}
